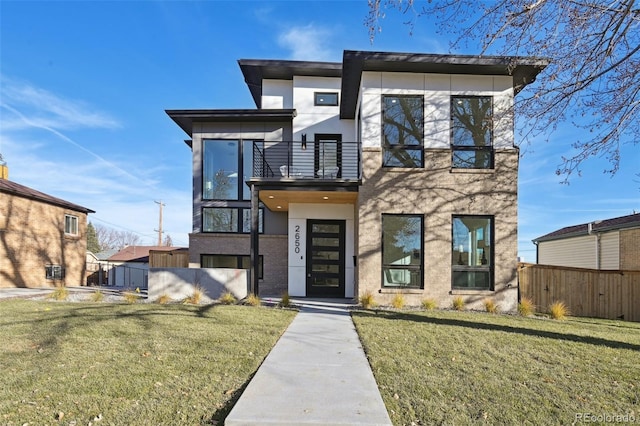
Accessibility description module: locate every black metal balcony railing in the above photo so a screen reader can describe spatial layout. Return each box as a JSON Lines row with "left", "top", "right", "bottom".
{"left": 252, "top": 141, "right": 360, "bottom": 180}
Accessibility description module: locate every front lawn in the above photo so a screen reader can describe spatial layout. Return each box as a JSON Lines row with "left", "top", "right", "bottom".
{"left": 0, "top": 300, "right": 296, "bottom": 425}
{"left": 352, "top": 309, "right": 640, "bottom": 425}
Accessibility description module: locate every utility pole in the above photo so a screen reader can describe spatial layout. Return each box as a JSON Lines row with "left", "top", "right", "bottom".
{"left": 154, "top": 200, "right": 165, "bottom": 246}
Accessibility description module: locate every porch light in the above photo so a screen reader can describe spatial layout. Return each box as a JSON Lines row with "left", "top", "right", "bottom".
{"left": 301, "top": 133, "right": 307, "bottom": 150}
{"left": 268, "top": 195, "right": 275, "bottom": 199}
{"left": 323, "top": 196, "right": 329, "bottom": 200}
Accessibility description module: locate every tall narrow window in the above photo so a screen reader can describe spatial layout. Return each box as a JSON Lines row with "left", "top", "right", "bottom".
{"left": 382, "top": 95, "right": 424, "bottom": 168}
{"left": 451, "top": 96, "right": 494, "bottom": 169}
{"left": 64, "top": 215, "right": 78, "bottom": 236}
{"left": 203, "top": 140, "right": 239, "bottom": 200}
{"left": 452, "top": 215, "right": 494, "bottom": 290}
{"left": 382, "top": 214, "right": 423, "bottom": 288}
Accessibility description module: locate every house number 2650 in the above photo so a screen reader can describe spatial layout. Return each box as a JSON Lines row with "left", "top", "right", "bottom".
{"left": 294, "top": 225, "right": 301, "bottom": 253}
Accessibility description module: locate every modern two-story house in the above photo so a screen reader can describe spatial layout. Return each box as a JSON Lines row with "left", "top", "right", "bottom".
{"left": 167, "top": 50, "right": 547, "bottom": 310}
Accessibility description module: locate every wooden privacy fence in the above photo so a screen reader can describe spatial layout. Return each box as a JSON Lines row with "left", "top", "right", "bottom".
{"left": 149, "top": 249, "right": 189, "bottom": 268}
{"left": 518, "top": 263, "right": 640, "bottom": 322}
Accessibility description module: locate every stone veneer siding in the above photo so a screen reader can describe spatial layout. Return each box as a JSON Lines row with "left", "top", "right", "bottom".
{"left": 357, "top": 148, "right": 520, "bottom": 311}
{"left": 188, "top": 233, "right": 288, "bottom": 296}
{"left": 0, "top": 192, "right": 88, "bottom": 288}
{"left": 620, "top": 228, "right": 640, "bottom": 271}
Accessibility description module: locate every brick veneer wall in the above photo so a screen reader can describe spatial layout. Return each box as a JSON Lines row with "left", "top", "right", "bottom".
{"left": 620, "top": 228, "right": 640, "bottom": 271}
{"left": 357, "top": 148, "right": 520, "bottom": 311}
{"left": 0, "top": 192, "right": 88, "bottom": 288}
{"left": 188, "top": 233, "right": 288, "bottom": 296}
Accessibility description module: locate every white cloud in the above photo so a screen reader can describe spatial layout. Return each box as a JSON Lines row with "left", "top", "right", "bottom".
{"left": 277, "top": 24, "right": 337, "bottom": 62}
{"left": 0, "top": 75, "right": 120, "bottom": 131}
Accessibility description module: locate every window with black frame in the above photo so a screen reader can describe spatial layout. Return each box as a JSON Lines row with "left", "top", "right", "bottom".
{"left": 452, "top": 215, "right": 493, "bottom": 290}
{"left": 382, "top": 95, "right": 424, "bottom": 168}
{"left": 451, "top": 96, "right": 494, "bottom": 169}
{"left": 202, "top": 207, "right": 263, "bottom": 233}
{"left": 382, "top": 214, "right": 423, "bottom": 288}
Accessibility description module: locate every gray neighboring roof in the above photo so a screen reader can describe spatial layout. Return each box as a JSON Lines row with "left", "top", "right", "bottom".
{"left": 0, "top": 179, "right": 95, "bottom": 214}
{"left": 238, "top": 59, "right": 342, "bottom": 108}
{"left": 533, "top": 213, "right": 640, "bottom": 243}
{"left": 94, "top": 249, "right": 119, "bottom": 261}
{"left": 340, "top": 50, "right": 550, "bottom": 119}
{"left": 165, "top": 109, "right": 297, "bottom": 137}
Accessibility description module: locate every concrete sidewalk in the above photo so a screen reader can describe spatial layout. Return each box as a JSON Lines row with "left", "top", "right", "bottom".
{"left": 225, "top": 300, "right": 392, "bottom": 426}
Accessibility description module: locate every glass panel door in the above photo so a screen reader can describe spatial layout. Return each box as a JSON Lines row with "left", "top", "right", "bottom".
{"left": 306, "top": 220, "right": 345, "bottom": 297}
{"left": 314, "top": 134, "right": 342, "bottom": 178}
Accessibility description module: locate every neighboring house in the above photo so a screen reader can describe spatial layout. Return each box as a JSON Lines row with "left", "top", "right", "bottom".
{"left": 0, "top": 165, "right": 95, "bottom": 288}
{"left": 533, "top": 213, "right": 640, "bottom": 270}
{"left": 86, "top": 249, "right": 118, "bottom": 286}
{"left": 167, "top": 50, "right": 547, "bottom": 310}
{"left": 107, "top": 246, "right": 184, "bottom": 288}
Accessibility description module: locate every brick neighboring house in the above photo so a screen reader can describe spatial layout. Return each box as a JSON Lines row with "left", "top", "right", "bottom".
{"left": 167, "top": 50, "right": 547, "bottom": 311}
{"left": 533, "top": 213, "right": 640, "bottom": 271}
{"left": 0, "top": 167, "right": 95, "bottom": 288}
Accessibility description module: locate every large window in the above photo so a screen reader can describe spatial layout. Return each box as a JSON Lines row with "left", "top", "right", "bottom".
{"left": 451, "top": 96, "right": 494, "bottom": 169}
{"left": 203, "top": 208, "right": 263, "bottom": 233}
{"left": 201, "top": 254, "right": 263, "bottom": 279}
{"left": 452, "top": 215, "right": 493, "bottom": 290}
{"left": 382, "top": 95, "right": 424, "bottom": 168}
{"left": 382, "top": 214, "right": 423, "bottom": 288}
{"left": 203, "top": 139, "right": 261, "bottom": 200}
{"left": 64, "top": 215, "right": 78, "bottom": 236}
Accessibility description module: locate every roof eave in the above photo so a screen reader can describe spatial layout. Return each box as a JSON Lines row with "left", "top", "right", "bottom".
{"left": 165, "top": 109, "right": 297, "bottom": 137}
{"left": 340, "top": 50, "right": 549, "bottom": 119}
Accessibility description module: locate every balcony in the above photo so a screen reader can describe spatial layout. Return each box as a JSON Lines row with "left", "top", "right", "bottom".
{"left": 252, "top": 140, "right": 360, "bottom": 181}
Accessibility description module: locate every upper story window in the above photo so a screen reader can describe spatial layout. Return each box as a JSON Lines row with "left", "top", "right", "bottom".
{"left": 382, "top": 95, "right": 424, "bottom": 168}
{"left": 314, "top": 92, "right": 339, "bottom": 106}
{"left": 451, "top": 96, "right": 494, "bottom": 169}
{"left": 203, "top": 139, "right": 262, "bottom": 200}
{"left": 64, "top": 214, "right": 78, "bottom": 236}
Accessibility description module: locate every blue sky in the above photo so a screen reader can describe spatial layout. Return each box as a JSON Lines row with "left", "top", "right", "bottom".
{"left": 1, "top": 0, "right": 638, "bottom": 259}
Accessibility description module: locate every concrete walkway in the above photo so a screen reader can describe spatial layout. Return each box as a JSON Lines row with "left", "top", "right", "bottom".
{"left": 225, "top": 300, "right": 392, "bottom": 426}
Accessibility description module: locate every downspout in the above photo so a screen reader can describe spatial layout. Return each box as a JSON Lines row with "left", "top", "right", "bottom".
{"left": 588, "top": 222, "right": 601, "bottom": 270}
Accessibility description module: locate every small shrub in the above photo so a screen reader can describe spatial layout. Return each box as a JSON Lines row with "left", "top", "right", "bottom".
{"left": 123, "top": 291, "right": 139, "bottom": 304}
{"left": 518, "top": 297, "right": 536, "bottom": 316}
{"left": 157, "top": 293, "right": 172, "bottom": 304}
{"left": 90, "top": 290, "right": 104, "bottom": 302}
{"left": 279, "top": 292, "right": 291, "bottom": 308}
{"left": 452, "top": 296, "right": 465, "bottom": 311}
{"left": 484, "top": 298, "right": 499, "bottom": 314}
{"left": 391, "top": 293, "right": 405, "bottom": 309}
{"left": 245, "top": 293, "right": 261, "bottom": 307}
{"left": 184, "top": 286, "right": 205, "bottom": 305}
{"left": 549, "top": 300, "right": 570, "bottom": 320}
{"left": 48, "top": 286, "right": 68, "bottom": 301}
{"left": 359, "top": 291, "right": 377, "bottom": 309}
{"left": 421, "top": 298, "right": 438, "bottom": 310}
{"left": 218, "top": 292, "right": 237, "bottom": 305}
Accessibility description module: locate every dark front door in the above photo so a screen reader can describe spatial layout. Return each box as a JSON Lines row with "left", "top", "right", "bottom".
{"left": 306, "top": 219, "right": 345, "bottom": 297}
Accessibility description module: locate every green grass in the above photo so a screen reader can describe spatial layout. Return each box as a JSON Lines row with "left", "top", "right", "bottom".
{"left": 352, "top": 309, "right": 640, "bottom": 425}
{"left": 0, "top": 299, "right": 296, "bottom": 425}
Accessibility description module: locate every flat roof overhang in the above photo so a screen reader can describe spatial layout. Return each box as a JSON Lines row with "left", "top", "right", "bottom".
{"left": 248, "top": 178, "right": 359, "bottom": 211}
{"left": 340, "top": 50, "right": 550, "bottom": 118}
{"left": 238, "top": 59, "right": 342, "bottom": 108}
{"left": 165, "top": 109, "right": 297, "bottom": 137}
